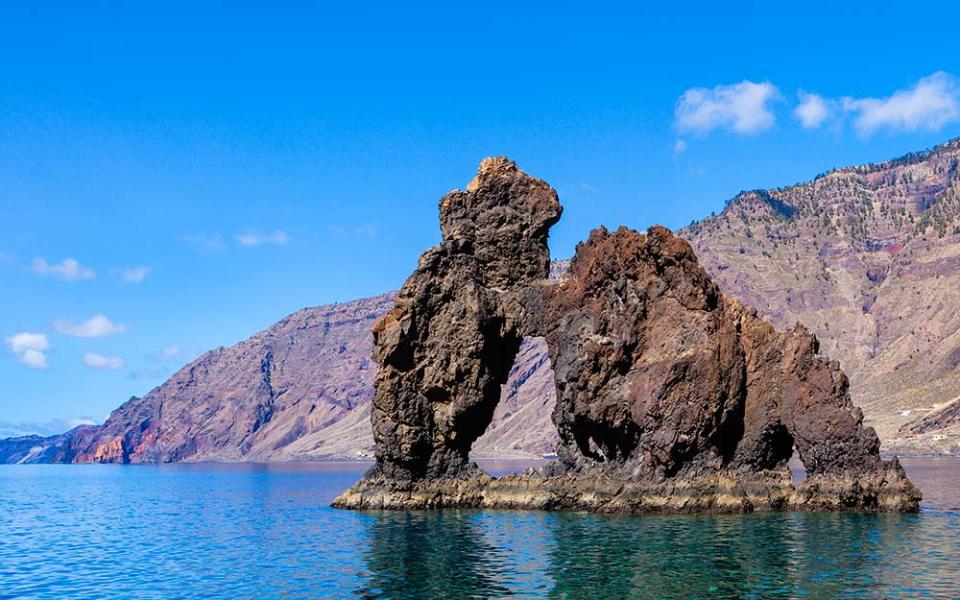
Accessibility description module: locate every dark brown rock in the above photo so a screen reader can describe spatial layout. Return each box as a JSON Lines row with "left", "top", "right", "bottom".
{"left": 369, "top": 157, "right": 561, "bottom": 481}
{"left": 334, "top": 158, "right": 920, "bottom": 513}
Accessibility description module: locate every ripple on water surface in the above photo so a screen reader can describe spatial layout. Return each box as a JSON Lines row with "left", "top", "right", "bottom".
{"left": 1, "top": 460, "right": 958, "bottom": 599}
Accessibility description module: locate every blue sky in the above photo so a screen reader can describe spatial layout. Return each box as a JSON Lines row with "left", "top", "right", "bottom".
{"left": 3, "top": 1, "right": 960, "bottom": 434}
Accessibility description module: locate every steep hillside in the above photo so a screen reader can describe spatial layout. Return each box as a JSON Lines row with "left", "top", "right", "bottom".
{"left": 683, "top": 138, "right": 960, "bottom": 454}
{"left": 5, "top": 138, "right": 960, "bottom": 463}
{"left": 72, "top": 294, "right": 395, "bottom": 462}
{"left": 7, "top": 294, "right": 557, "bottom": 463}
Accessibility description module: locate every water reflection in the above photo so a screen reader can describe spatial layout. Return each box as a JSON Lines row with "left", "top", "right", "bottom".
{"left": 357, "top": 512, "right": 515, "bottom": 599}
{"left": 545, "top": 513, "right": 797, "bottom": 598}
{"left": 357, "top": 508, "right": 957, "bottom": 598}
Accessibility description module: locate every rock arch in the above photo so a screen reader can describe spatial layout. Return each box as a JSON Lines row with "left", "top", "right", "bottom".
{"left": 334, "top": 158, "right": 920, "bottom": 513}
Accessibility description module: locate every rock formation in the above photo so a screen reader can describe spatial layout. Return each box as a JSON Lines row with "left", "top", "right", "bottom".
{"left": 333, "top": 158, "right": 920, "bottom": 513}
{"left": 9, "top": 140, "right": 960, "bottom": 462}
{"left": 8, "top": 139, "right": 960, "bottom": 467}
{"left": 368, "top": 157, "right": 561, "bottom": 481}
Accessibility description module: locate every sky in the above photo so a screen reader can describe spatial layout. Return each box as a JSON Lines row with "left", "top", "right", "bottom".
{"left": 3, "top": 1, "right": 960, "bottom": 435}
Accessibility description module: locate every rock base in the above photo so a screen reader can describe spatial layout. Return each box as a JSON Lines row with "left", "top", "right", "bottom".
{"left": 332, "top": 461, "right": 920, "bottom": 514}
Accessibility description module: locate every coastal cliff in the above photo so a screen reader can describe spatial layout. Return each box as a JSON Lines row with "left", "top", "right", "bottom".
{"left": 6, "top": 139, "right": 960, "bottom": 465}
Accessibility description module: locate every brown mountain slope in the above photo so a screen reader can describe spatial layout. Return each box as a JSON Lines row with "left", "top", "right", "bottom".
{"left": 18, "top": 293, "right": 558, "bottom": 463}
{"left": 71, "top": 294, "right": 396, "bottom": 462}
{"left": 682, "top": 138, "right": 960, "bottom": 454}
{"left": 5, "top": 139, "right": 960, "bottom": 463}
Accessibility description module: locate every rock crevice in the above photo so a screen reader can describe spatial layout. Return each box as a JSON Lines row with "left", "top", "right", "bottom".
{"left": 333, "top": 158, "right": 920, "bottom": 513}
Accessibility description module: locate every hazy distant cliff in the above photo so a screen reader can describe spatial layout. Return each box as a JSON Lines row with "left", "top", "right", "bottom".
{"left": 7, "top": 293, "right": 557, "bottom": 463}
{"left": 5, "top": 138, "right": 960, "bottom": 463}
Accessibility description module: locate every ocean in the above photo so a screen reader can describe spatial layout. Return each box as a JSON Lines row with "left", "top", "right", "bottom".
{"left": 1, "top": 458, "right": 958, "bottom": 598}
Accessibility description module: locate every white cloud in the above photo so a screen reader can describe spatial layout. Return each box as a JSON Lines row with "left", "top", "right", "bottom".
{"left": 5, "top": 332, "right": 49, "bottom": 354}
{"left": 4, "top": 332, "right": 50, "bottom": 369}
{"left": 844, "top": 72, "right": 960, "bottom": 135}
{"left": 54, "top": 314, "right": 128, "bottom": 338}
{"left": 31, "top": 258, "right": 95, "bottom": 281}
{"left": 162, "top": 345, "right": 180, "bottom": 358}
{"left": 794, "top": 92, "right": 831, "bottom": 129}
{"left": 235, "top": 230, "right": 290, "bottom": 247}
{"left": 675, "top": 80, "right": 780, "bottom": 135}
{"left": 115, "top": 266, "right": 150, "bottom": 284}
{"left": 19, "top": 349, "right": 49, "bottom": 369}
{"left": 83, "top": 352, "right": 124, "bottom": 369}
{"left": 673, "top": 139, "right": 688, "bottom": 155}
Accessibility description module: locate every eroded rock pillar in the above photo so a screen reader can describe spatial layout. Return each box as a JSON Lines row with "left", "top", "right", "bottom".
{"left": 368, "top": 157, "right": 561, "bottom": 481}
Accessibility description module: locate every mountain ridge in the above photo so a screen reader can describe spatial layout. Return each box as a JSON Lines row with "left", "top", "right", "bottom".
{"left": 5, "top": 138, "right": 960, "bottom": 462}
{"left": 683, "top": 136, "right": 960, "bottom": 454}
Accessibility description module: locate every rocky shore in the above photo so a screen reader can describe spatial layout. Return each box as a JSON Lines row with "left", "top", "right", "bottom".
{"left": 333, "top": 462, "right": 918, "bottom": 514}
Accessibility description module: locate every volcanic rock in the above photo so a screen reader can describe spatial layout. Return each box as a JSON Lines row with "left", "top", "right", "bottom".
{"left": 333, "top": 158, "right": 920, "bottom": 513}
{"left": 368, "top": 157, "right": 561, "bottom": 481}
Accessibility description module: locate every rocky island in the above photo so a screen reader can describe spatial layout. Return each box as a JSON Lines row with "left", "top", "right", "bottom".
{"left": 333, "top": 157, "right": 921, "bottom": 514}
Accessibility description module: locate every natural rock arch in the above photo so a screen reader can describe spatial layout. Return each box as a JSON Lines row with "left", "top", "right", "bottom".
{"left": 470, "top": 336, "right": 560, "bottom": 461}
{"left": 334, "top": 158, "right": 920, "bottom": 513}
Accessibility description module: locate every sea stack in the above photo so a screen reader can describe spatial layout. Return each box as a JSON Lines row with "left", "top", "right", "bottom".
{"left": 333, "top": 157, "right": 920, "bottom": 513}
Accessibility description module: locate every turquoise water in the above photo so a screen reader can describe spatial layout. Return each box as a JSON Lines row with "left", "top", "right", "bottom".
{"left": 1, "top": 460, "right": 959, "bottom": 599}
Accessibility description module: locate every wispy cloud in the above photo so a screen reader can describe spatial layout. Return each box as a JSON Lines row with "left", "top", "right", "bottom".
{"left": 4, "top": 332, "right": 50, "bottom": 369}
{"left": 183, "top": 233, "right": 225, "bottom": 252}
{"left": 0, "top": 416, "right": 98, "bottom": 438}
{"left": 130, "top": 367, "right": 169, "bottom": 380}
{"left": 114, "top": 266, "right": 151, "bottom": 284}
{"left": 186, "top": 231, "right": 291, "bottom": 250}
{"left": 30, "top": 258, "right": 95, "bottom": 281}
{"left": 673, "top": 140, "right": 688, "bottom": 156}
{"left": 843, "top": 72, "right": 960, "bottom": 136}
{"left": 675, "top": 80, "right": 780, "bottom": 136}
{"left": 352, "top": 224, "right": 379, "bottom": 238}
{"left": 162, "top": 345, "right": 181, "bottom": 358}
{"left": 54, "top": 314, "right": 127, "bottom": 338}
{"left": 794, "top": 91, "right": 831, "bottom": 129}
{"left": 235, "top": 230, "right": 290, "bottom": 247}
{"left": 0, "top": 252, "right": 13, "bottom": 265}
{"left": 83, "top": 352, "right": 124, "bottom": 369}
{"left": 329, "top": 223, "right": 380, "bottom": 238}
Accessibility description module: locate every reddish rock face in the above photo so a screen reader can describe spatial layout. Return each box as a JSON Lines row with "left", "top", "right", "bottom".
{"left": 537, "top": 225, "right": 886, "bottom": 480}
{"left": 337, "top": 157, "right": 919, "bottom": 513}
{"left": 536, "top": 225, "right": 745, "bottom": 477}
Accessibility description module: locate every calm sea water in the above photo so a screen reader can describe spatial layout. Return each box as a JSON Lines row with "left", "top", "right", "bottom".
{"left": 1, "top": 458, "right": 958, "bottom": 599}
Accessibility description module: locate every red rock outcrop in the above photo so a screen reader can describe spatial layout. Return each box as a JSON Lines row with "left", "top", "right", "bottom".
{"left": 333, "top": 158, "right": 920, "bottom": 513}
